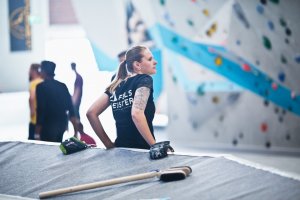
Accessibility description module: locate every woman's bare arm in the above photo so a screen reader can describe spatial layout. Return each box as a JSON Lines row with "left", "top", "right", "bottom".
{"left": 86, "top": 93, "right": 114, "bottom": 149}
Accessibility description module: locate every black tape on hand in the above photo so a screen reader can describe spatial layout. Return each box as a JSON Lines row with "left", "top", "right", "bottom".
{"left": 59, "top": 137, "right": 88, "bottom": 155}
{"left": 149, "top": 141, "right": 174, "bottom": 160}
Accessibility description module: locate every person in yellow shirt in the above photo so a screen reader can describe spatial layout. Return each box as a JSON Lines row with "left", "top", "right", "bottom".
{"left": 28, "top": 63, "right": 43, "bottom": 140}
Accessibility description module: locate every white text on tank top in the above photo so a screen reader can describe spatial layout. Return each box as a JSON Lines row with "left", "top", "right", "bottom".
{"left": 110, "top": 90, "right": 133, "bottom": 110}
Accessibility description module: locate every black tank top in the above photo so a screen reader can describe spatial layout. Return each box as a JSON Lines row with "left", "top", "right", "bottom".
{"left": 105, "top": 74, "right": 155, "bottom": 149}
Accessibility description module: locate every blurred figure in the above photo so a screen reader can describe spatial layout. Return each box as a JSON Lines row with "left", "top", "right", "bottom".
{"left": 35, "top": 60, "right": 78, "bottom": 142}
{"left": 71, "top": 62, "right": 83, "bottom": 121}
{"left": 111, "top": 50, "right": 127, "bottom": 81}
{"left": 117, "top": 50, "right": 126, "bottom": 63}
{"left": 28, "top": 63, "right": 43, "bottom": 140}
{"left": 78, "top": 122, "right": 97, "bottom": 147}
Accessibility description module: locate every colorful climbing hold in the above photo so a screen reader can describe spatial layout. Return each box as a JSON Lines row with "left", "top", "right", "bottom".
{"left": 262, "top": 35, "right": 272, "bottom": 50}
{"left": 202, "top": 9, "right": 210, "bottom": 17}
{"left": 159, "top": 0, "right": 165, "bottom": 6}
{"left": 261, "top": 122, "right": 268, "bottom": 132}
{"left": 260, "top": 0, "right": 267, "bottom": 5}
{"left": 271, "top": 82, "right": 278, "bottom": 90}
{"left": 172, "top": 75, "right": 177, "bottom": 83}
{"left": 215, "top": 56, "right": 222, "bottom": 66}
{"left": 278, "top": 72, "right": 285, "bottom": 82}
{"left": 241, "top": 63, "right": 251, "bottom": 71}
{"left": 281, "top": 55, "right": 287, "bottom": 64}
{"left": 211, "top": 23, "right": 217, "bottom": 31}
{"left": 267, "top": 20, "right": 275, "bottom": 31}
{"left": 265, "top": 141, "right": 271, "bottom": 148}
{"left": 285, "top": 27, "right": 292, "bottom": 36}
{"left": 206, "top": 22, "right": 217, "bottom": 37}
{"left": 256, "top": 4, "right": 264, "bottom": 14}
{"left": 232, "top": 138, "right": 238, "bottom": 146}
{"left": 269, "top": 0, "right": 280, "bottom": 4}
{"left": 264, "top": 99, "right": 269, "bottom": 106}
{"left": 295, "top": 55, "right": 300, "bottom": 64}
{"left": 279, "top": 17, "right": 287, "bottom": 27}
{"left": 212, "top": 96, "right": 220, "bottom": 104}
{"left": 206, "top": 29, "right": 212, "bottom": 37}
{"left": 187, "top": 19, "right": 194, "bottom": 27}
{"left": 196, "top": 84, "right": 205, "bottom": 96}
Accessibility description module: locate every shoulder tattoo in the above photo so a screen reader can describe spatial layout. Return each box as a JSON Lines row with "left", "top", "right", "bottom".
{"left": 133, "top": 87, "right": 150, "bottom": 110}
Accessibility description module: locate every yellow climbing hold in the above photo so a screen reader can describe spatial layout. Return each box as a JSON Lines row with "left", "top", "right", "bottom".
{"left": 215, "top": 56, "right": 222, "bottom": 66}
{"left": 203, "top": 9, "right": 210, "bottom": 17}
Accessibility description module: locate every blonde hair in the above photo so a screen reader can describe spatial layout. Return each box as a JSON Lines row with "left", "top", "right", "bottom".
{"left": 106, "top": 45, "right": 148, "bottom": 93}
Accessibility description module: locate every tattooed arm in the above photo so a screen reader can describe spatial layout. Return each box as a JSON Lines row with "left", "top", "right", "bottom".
{"left": 132, "top": 87, "right": 156, "bottom": 146}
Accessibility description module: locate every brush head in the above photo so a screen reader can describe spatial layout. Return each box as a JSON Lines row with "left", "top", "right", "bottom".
{"left": 160, "top": 170, "right": 187, "bottom": 182}
{"left": 159, "top": 166, "right": 192, "bottom": 182}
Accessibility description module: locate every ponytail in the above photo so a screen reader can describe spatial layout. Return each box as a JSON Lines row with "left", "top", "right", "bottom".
{"left": 106, "top": 60, "right": 128, "bottom": 93}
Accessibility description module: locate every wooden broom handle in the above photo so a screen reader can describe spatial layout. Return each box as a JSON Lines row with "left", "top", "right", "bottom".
{"left": 39, "top": 171, "right": 159, "bottom": 199}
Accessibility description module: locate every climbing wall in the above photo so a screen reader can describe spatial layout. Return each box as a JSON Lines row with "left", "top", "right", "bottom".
{"left": 148, "top": 0, "right": 300, "bottom": 152}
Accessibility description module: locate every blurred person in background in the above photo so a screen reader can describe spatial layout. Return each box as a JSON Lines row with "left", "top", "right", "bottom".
{"left": 35, "top": 60, "right": 78, "bottom": 142}
{"left": 111, "top": 50, "right": 127, "bottom": 81}
{"left": 71, "top": 62, "right": 83, "bottom": 122}
{"left": 28, "top": 63, "right": 43, "bottom": 140}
